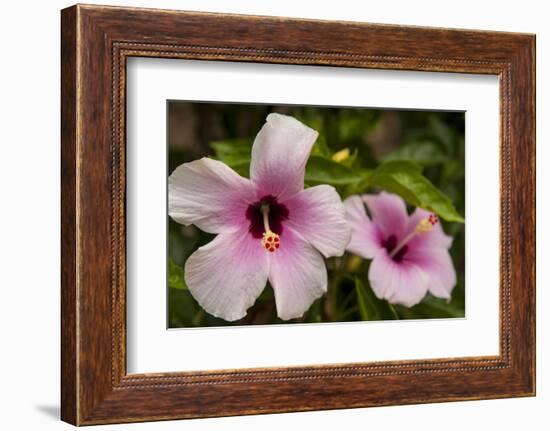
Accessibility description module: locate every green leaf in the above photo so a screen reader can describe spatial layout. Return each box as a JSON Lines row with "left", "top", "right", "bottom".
{"left": 394, "top": 295, "right": 464, "bottom": 319}
{"left": 335, "top": 148, "right": 360, "bottom": 169}
{"left": 209, "top": 136, "right": 368, "bottom": 187}
{"left": 310, "top": 134, "right": 331, "bottom": 159}
{"left": 383, "top": 140, "right": 448, "bottom": 166}
{"left": 441, "top": 157, "right": 465, "bottom": 181}
{"left": 168, "top": 257, "right": 187, "bottom": 290}
{"left": 168, "top": 287, "right": 200, "bottom": 327}
{"left": 419, "top": 296, "right": 464, "bottom": 318}
{"left": 338, "top": 115, "right": 367, "bottom": 142}
{"left": 209, "top": 138, "right": 253, "bottom": 170}
{"left": 366, "top": 160, "right": 464, "bottom": 223}
{"left": 228, "top": 160, "right": 250, "bottom": 177}
{"left": 337, "top": 110, "right": 380, "bottom": 142}
{"left": 355, "top": 277, "right": 398, "bottom": 321}
{"left": 303, "top": 297, "right": 324, "bottom": 323}
{"left": 305, "top": 156, "right": 365, "bottom": 186}
{"left": 294, "top": 109, "right": 335, "bottom": 159}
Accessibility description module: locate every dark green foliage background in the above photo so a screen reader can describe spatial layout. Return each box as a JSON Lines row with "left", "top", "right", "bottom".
{"left": 167, "top": 102, "right": 465, "bottom": 328}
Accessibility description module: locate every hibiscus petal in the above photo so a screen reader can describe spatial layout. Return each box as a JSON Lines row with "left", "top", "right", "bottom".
{"left": 184, "top": 228, "right": 269, "bottom": 321}
{"left": 250, "top": 113, "right": 318, "bottom": 200}
{"left": 343, "top": 195, "right": 384, "bottom": 259}
{"left": 368, "top": 251, "right": 430, "bottom": 307}
{"left": 363, "top": 192, "right": 409, "bottom": 238}
{"left": 168, "top": 157, "right": 256, "bottom": 234}
{"left": 284, "top": 185, "right": 351, "bottom": 258}
{"left": 268, "top": 228, "right": 327, "bottom": 320}
{"left": 406, "top": 248, "right": 457, "bottom": 300}
{"left": 406, "top": 208, "right": 453, "bottom": 250}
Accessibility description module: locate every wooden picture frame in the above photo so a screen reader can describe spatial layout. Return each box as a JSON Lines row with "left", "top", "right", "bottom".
{"left": 61, "top": 4, "right": 535, "bottom": 425}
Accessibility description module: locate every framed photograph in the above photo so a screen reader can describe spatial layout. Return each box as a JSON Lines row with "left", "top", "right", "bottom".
{"left": 61, "top": 4, "right": 535, "bottom": 425}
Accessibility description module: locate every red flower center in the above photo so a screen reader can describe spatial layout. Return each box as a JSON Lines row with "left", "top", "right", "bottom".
{"left": 245, "top": 195, "right": 289, "bottom": 239}
{"left": 383, "top": 234, "right": 408, "bottom": 263}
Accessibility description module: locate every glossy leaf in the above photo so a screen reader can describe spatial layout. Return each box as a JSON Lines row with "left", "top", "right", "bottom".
{"left": 305, "top": 156, "right": 365, "bottom": 186}
{"left": 367, "top": 160, "right": 465, "bottom": 223}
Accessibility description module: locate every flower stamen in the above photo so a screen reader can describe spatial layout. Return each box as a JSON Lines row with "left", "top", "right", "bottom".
{"left": 260, "top": 204, "right": 281, "bottom": 253}
{"left": 389, "top": 213, "right": 438, "bottom": 259}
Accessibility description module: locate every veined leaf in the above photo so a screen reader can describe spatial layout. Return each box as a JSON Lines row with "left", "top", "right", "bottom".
{"left": 382, "top": 140, "right": 448, "bottom": 166}
{"left": 305, "top": 156, "right": 364, "bottom": 186}
{"left": 366, "top": 160, "right": 464, "bottom": 223}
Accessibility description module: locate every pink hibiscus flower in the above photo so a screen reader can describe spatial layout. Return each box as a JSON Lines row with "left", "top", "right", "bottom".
{"left": 169, "top": 113, "right": 351, "bottom": 321}
{"left": 344, "top": 192, "right": 457, "bottom": 307}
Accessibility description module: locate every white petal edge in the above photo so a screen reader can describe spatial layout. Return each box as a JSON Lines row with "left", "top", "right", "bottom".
{"left": 268, "top": 228, "right": 327, "bottom": 320}
{"left": 168, "top": 157, "right": 256, "bottom": 234}
{"left": 343, "top": 195, "right": 384, "bottom": 259}
{"left": 285, "top": 185, "right": 351, "bottom": 258}
{"left": 184, "top": 228, "right": 269, "bottom": 321}
{"left": 250, "top": 113, "right": 318, "bottom": 199}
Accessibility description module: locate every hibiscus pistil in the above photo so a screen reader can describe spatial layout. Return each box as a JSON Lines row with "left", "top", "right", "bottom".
{"left": 260, "top": 203, "right": 281, "bottom": 253}
{"left": 389, "top": 213, "right": 438, "bottom": 259}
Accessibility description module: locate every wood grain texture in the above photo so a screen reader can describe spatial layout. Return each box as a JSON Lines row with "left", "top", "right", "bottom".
{"left": 60, "top": 6, "right": 78, "bottom": 425}
{"left": 60, "top": 4, "right": 536, "bottom": 425}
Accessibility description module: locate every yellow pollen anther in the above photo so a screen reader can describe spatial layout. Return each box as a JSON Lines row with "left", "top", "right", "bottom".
{"left": 261, "top": 230, "right": 280, "bottom": 253}
{"left": 389, "top": 213, "right": 438, "bottom": 259}
{"left": 415, "top": 218, "right": 433, "bottom": 234}
{"left": 260, "top": 204, "right": 281, "bottom": 252}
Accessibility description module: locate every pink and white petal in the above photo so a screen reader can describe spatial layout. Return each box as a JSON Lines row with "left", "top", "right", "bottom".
{"left": 268, "top": 228, "right": 327, "bottom": 320}
{"left": 184, "top": 228, "right": 269, "bottom": 321}
{"left": 168, "top": 157, "right": 256, "bottom": 234}
{"left": 343, "top": 195, "right": 384, "bottom": 259}
{"left": 406, "top": 248, "right": 457, "bottom": 300}
{"left": 250, "top": 113, "right": 318, "bottom": 200}
{"left": 363, "top": 192, "right": 409, "bottom": 239}
{"left": 284, "top": 185, "right": 351, "bottom": 258}
{"left": 406, "top": 208, "right": 453, "bottom": 250}
{"left": 368, "top": 251, "right": 430, "bottom": 307}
